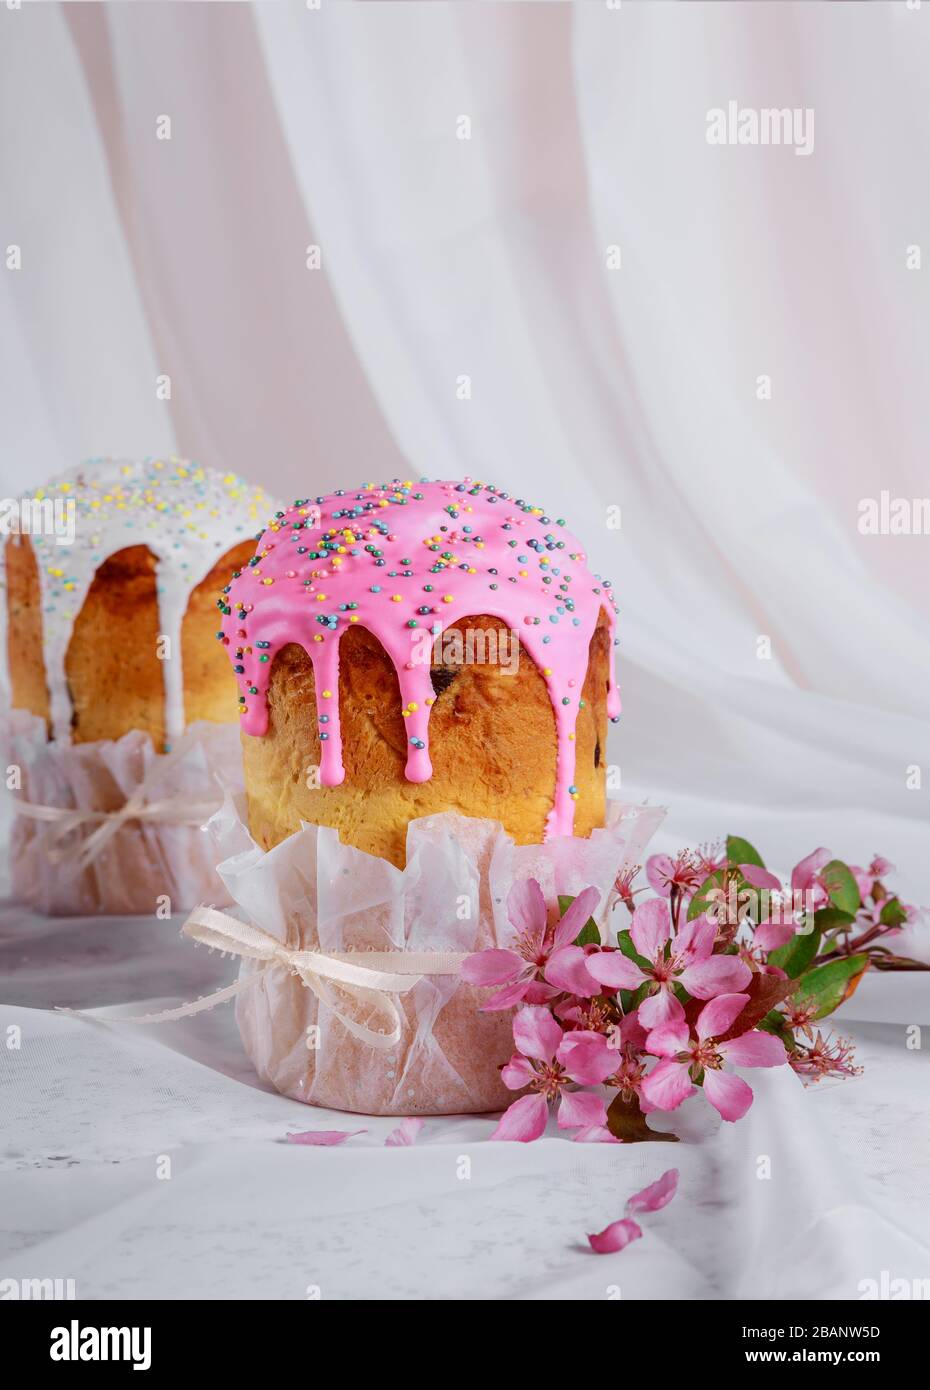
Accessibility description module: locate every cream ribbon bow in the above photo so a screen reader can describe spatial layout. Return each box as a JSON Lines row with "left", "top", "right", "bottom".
{"left": 11, "top": 731, "right": 221, "bottom": 869}
{"left": 14, "top": 794, "right": 219, "bottom": 869}
{"left": 60, "top": 906, "right": 468, "bottom": 1053}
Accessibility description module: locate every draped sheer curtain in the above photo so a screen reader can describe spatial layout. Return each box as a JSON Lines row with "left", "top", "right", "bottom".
{"left": 1, "top": 1, "right": 927, "bottom": 906}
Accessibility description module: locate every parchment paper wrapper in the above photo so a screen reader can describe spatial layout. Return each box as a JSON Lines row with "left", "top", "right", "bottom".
{"left": 213, "top": 797, "right": 665, "bottom": 1116}
{"left": 4, "top": 710, "right": 240, "bottom": 917}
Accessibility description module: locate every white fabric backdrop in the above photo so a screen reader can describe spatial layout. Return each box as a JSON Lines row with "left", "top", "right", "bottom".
{"left": 0, "top": 2, "right": 928, "bottom": 1300}
{"left": 0, "top": 1, "right": 927, "bottom": 897}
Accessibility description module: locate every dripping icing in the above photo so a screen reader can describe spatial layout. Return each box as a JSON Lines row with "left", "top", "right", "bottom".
{"left": 220, "top": 479, "right": 621, "bottom": 838}
{"left": 1, "top": 458, "right": 277, "bottom": 746}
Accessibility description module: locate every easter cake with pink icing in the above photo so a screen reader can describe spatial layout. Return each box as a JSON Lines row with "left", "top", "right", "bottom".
{"left": 219, "top": 478, "right": 620, "bottom": 867}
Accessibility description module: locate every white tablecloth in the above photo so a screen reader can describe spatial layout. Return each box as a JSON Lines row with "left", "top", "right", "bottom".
{"left": 2, "top": 881, "right": 928, "bottom": 1302}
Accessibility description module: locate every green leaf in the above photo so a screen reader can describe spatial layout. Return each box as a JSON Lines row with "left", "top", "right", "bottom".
{"left": 558, "top": 894, "right": 600, "bottom": 947}
{"left": 813, "top": 905, "right": 857, "bottom": 935}
{"left": 793, "top": 955, "right": 869, "bottom": 1020}
{"left": 821, "top": 860, "right": 861, "bottom": 916}
{"left": 606, "top": 1092, "right": 678, "bottom": 1144}
{"left": 879, "top": 897, "right": 908, "bottom": 928}
{"left": 616, "top": 928, "right": 652, "bottom": 971}
{"left": 726, "top": 835, "right": 765, "bottom": 869}
{"left": 618, "top": 980, "right": 652, "bottom": 1014}
{"left": 758, "top": 1009, "right": 796, "bottom": 1046}
{"left": 687, "top": 870, "right": 727, "bottom": 922}
{"left": 767, "top": 926, "right": 822, "bottom": 979}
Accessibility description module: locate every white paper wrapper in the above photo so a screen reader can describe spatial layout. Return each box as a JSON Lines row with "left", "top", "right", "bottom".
{"left": 4, "top": 711, "right": 240, "bottom": 917}
{"left": 212, "top": 797, "right": 665, "bottom": 1116}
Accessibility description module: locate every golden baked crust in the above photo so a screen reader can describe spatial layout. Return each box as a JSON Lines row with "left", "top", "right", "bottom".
{"left": 242, "top": 611, "right": 610, "bottom": 867}
{"left": 4, "top": 534, "right": 50, "bottom": 731}
{"left": 182, "top": 539, "right": 258, "bottom": 729}
{"left": 5, "top": 534, "right": 256, "bottom": 748}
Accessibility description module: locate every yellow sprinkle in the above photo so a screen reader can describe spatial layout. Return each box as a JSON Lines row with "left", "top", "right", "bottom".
{"left": 443, "top": 595, "right": 454, "bottom": 603}
{"left": 349, "top": 614, "right": 358, "bottom": 622}
{"left": 543, "top": 667, "right": 552, "bottom": 676}
{"left": 407, "top": 702, "right": 418, "bottom": 712}
{"left": 262, "top": 578, "right": 274, "bottom": 586}
{"left": 391, "top": 594, "right": 402, "bottom": 602}
{"left": 401, "top": 710, "right": 410, "bottom": 718}
{"left": 322, "top": 690, "right": 332, "bottom": 699}
{"left": 313, "top": 635, "right": 323, "bottom": 642}
{"left": 518, "top": 570, "right": 528, "bottom": 578}
{"left": 315, "top": 593, "right": 327, "bottom": 601}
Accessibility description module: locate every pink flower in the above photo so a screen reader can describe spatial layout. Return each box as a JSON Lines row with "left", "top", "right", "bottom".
{"left": 460, "top": 879, "right": 601, "bottom": 1010}
{"left": 491, "top": 1005, "right": 616, "bottom": 1142}
{"left": 641, "top": 993, "right": 786, "bottom": 1122}
{"left": 585, "top": 898, "right": 752, "bottom": 1029}
{"left": 751, "top": 918, "right": 796, "bottom": 953}
{"left": 603, "top": 1011, "right": 654, "bottom": 1111}
{"left": 587, "top": 1168, "right": 679, "bottom": 1253}
{"left": 849, "top": 856, "right": 894, "bottom": 905}
{"left": 848, "top": 865, "right": 874, "bottom": 904}
{"left": 790, "top": 847, "right": 834, "bottom": 911}
{"left": 789, "top": 1030, "right": 862, "bottom": 1083}
{"left": 611, "top": 863, "right": 641, "bottom": 913}
{"left": 645, "top": 852, "right": 702, "bottom": 899}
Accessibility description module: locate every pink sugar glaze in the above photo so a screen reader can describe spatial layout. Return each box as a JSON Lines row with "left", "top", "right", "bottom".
{"left": 218, "top": 479, "right": 621, "bottom": 838}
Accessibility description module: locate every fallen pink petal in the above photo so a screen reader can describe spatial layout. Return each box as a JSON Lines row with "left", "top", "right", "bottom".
{"left": 626, "top": 1168, "right": 680, "bottom": 1214}
{"left": 285, "top": 1129, "right": 367, "bottom": 1147}
{"left": 385, "top": 1118, "right": 425, "bottom": 1147}
{"left": 587, "top": 1217, "right": 643, "bottom": 1254}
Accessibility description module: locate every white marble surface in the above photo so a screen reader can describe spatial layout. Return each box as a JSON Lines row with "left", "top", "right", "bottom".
{"left": 1, "top": 885, "right": 928, "bottom": 1301}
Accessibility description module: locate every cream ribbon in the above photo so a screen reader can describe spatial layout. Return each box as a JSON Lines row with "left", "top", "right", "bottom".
{"left": 60, "top": 905, "right": 468, "bottom": 1052}
{"left": 13, "top": 794, "right": 219, "bottom": 869}
{"left": 10, "top": 729, "right": 222, "bottom": 869}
